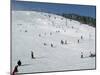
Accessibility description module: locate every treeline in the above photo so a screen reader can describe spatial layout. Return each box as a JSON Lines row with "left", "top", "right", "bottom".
{"left": 62, "top": 13, "right": 96, "bottom": 27}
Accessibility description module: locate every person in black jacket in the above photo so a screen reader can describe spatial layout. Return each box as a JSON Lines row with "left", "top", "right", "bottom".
{"left": 81, "top": 52, "right": 83, "bottom": 58}
{"left": 17, "top": 60, "right": 21, "bottom": 66}
{"left": 31, "top": 51, "right": 35, "bottom": 59}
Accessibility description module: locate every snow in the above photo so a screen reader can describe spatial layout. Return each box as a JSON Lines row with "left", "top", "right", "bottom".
{"left": 11, "top": 11, "right": 96, "bottom": 73}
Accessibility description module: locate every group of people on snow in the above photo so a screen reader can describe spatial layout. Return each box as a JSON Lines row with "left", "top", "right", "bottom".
{"left": 12, "top": 51, "right": 35, "bottom": 75}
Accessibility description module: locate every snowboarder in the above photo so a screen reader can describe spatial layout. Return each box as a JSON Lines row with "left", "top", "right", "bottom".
{"left": 12, "top": 65, "right": 18, "bottom": 75}
{"left": 17, "top": 60, "right": 21, "bottom": 66}
{"left": 31, "top": 51, "right": 35, "bottom": 59}
{"left": 81, "top": 52, "right": 83, "bottom": 58}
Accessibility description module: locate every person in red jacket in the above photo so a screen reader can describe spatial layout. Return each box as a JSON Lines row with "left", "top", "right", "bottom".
{"left": 12, "top": 65, "right": 18, "bottom": 75}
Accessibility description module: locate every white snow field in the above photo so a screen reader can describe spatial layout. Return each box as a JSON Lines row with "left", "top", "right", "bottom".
{"left": 12, "top": 11, "right": 96, "bottom": 73}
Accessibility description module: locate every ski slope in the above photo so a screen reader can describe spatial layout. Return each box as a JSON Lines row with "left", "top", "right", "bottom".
{"left": 12, "top": 11, "right": 96, "bottom": 73}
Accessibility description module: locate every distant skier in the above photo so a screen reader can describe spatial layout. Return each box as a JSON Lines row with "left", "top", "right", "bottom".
{"left": 48, "top": 15, "right": 51, "bottom": 18}
{"left": 39, "top": 34, "right": 42, "bottom": 37}
{"left": 12, "top": 65, "right": 18, "bottom": 75}
{"left": 77, "top": 40, "right": 79, "bottom": 43}
{"left": 58, "top": 30, "right": 60, "bottom": 33}
{"left": 51, "top": 43, "right": 53, "bottom": 47}
{"left": 72, "top": 26, "right": 74, "bottom": 29}
{"left": 89, "top": 51, "right": 96, "bottom": 57}
{"left": 31, "top": 51, "right": 35, "bottom": 59}
{"left": 50, "top": 32, "right": 52, "bottom": 35}
{"left": 81, "top": 36, "right": 83, "bottom": 39}
{"left": 61, "top": 40, "right": 64, "bottom": 45}
{"left": 25, "top": 30, "right": 27, "bottom": 32}
{"left": 44, "top": 43, "right": 47, "bottom": 46}
{"left": 17, "top": 60, "right": 21, "bottom": 66}
{"left": 61, "top": 18, "right": 63, "bottom": 20}
{"left": 81, "top": 52, "right": 83, "bottom": 58}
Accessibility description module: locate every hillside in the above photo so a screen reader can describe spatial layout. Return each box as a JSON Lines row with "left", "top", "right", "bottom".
{"left": 12, "top": 11, "right": 95, "bottom": 73}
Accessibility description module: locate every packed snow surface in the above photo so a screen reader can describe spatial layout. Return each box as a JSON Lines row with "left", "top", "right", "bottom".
{"left": 12, "top": 11, "right": 95, "bottom": 73}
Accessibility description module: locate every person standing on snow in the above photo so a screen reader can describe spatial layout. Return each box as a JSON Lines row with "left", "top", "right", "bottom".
{"left": 12, "top": 65, "right": 18, "bottom": 75}
{"left": 31, "top": 51, "right": 35, "bottom": 59}
{"left": 81, "top": 52, "right": 83, "bottom": 58}
{"left": 17, "top": 60, "right": 21, "bottom": 66}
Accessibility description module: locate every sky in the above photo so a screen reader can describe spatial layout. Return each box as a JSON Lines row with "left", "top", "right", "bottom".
{"left": 11, "top": 0, "right": 96, "bottom": 18}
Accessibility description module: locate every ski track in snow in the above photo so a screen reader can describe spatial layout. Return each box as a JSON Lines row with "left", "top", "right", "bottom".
{"left": 12, "top": 11, "right": 95, "bottom": 73}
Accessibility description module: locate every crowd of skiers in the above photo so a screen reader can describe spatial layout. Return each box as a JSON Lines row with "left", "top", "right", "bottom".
{"left": 81, "top": 52, "right": 96, "bottom": 58}
{"left": 12, "top": 34, "right": 95, "bottom": 75}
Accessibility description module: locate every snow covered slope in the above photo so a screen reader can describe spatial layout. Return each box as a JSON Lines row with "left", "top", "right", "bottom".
{"left": 12, "top": 11, "right": 96, "bottom": 73}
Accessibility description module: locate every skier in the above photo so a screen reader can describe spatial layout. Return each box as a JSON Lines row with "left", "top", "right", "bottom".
{"left": 81, "top": 36, "right": 83, "bottom": 39}
{"left": 25, "top": 30, "right": 27, "bottom": 32}
{"left": 61, "top": 40, "right": 64, "bottom": 45}
{"left": 17, "top": 60, "right": 21, "bottom": 66}
{"left": 77, "top": 40, "right": 79, "bottom": 43}
{"left": 39, "top": 34, "right": 41, "bottom": 37}
{"left": 81, "top": 52, "right": 83, "bottom": 58}
{"left": 12, "top": 65, "right": 18, "bottom": 75}
{"left": 31, "top": 51, "right": 35, "bottom": 59}
{"left": 51, "top": 43, "right": 53, "bottom": 47}
{"left": 44, "top": 43, "right": 47, "bottom": 46}
{"left": 72, "top": 26, "right": 74, "bottom": 29}
{"left": 89, "top": 51, "right": 96, "bottom": 57}
{"left": 50, "top": 32, "right": 52, "bottom": 35}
